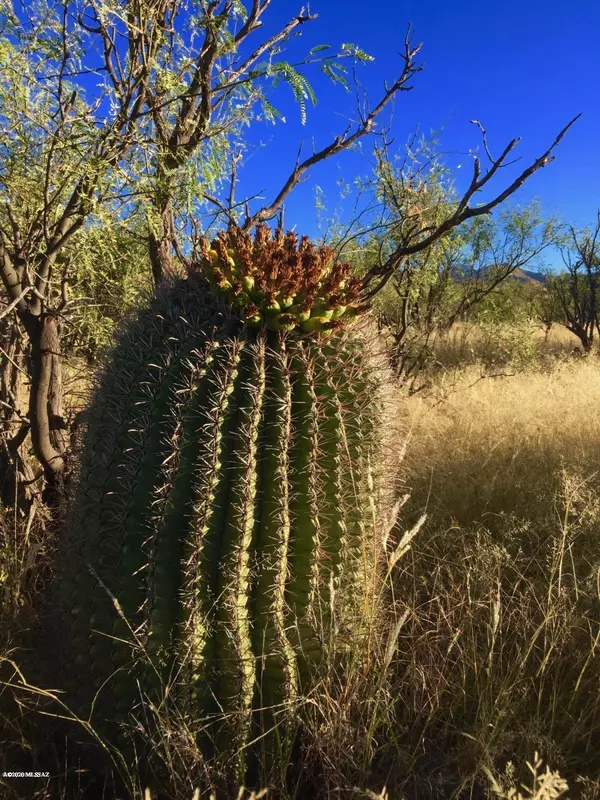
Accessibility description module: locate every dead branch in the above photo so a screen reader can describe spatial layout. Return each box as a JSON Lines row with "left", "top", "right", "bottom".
{"left": 241, "top": 25, "right": 424, "bottom": 231}
{"left": 359, "top": 113, "right": 581, "bottom": 294}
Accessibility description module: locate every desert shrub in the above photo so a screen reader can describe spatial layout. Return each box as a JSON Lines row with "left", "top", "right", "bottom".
{"left": 61, "top": 222, "right": 152, "bottom": 362}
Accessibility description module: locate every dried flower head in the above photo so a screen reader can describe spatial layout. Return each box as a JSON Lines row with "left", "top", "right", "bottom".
{"left": 194, "top": 225, "right": 370, "bottom": 334}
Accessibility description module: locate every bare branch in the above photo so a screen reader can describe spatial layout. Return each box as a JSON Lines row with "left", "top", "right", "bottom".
{"left": 227, "top": 149, "right": 243, "bottom": 228}
{"left": 360, "top": 113, "right": 581, "bottom": 293}
{"left": 221, "top": 7, "right": 316, "bottom": 92}
{"left": 203, "top": 192, "right": 239, "bottom": 229}
{"left": 241, "top": 27, "right": 424, "bottom": 230}
{"left": 234, "top": 0, "right": 270, "bottom": 43}
{"left": 470, "top": 119, "right": 495, "bottom": 164}
{"left": 0, "top": 287, "right": 31, "bottom": 320}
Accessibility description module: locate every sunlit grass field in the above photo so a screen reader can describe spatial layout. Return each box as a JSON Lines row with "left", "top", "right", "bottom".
{"left": 391, "top": 356, "right": 600, "bottom": 798}
{"left": 430, "top": 320, "right": 581, "bottom": 369}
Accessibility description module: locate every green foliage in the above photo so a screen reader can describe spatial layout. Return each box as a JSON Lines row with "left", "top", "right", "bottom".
{"left": 539, "top": 222, "right": 600, "bottom": 351}
{"left": 472, "top": 279, "right": 542, "bottom": 326}
{"left": 53, "top": 271, "right": 386, "bottom": 782}
{"left": 477, "top": 317, "right": 538, "bottom": 372}
{"left": 334, "top": 134, "right": 558, "bottom": 384}
{"left": 61, "top": 222, "right": 153, "bottom": 361}
{"left": 270, "top": 62, "right": 317, "bottom": 125}
{"left": 0, "top": 31, "right": 99, "bottom": 241}
{"left": 535, "top": 278, "right": 567, "bottom": 329}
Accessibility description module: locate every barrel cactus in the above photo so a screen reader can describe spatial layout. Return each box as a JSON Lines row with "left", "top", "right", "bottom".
{"left": 53, "top": 225, "right": 391, "bottom": 782}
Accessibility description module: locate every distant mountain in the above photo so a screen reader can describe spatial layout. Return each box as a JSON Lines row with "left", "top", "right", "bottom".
{"left": 510, "top": 268, "right": 548, "bottom": 284}
{"left": 449, "top": 264, "right": 549, "bottom": 285}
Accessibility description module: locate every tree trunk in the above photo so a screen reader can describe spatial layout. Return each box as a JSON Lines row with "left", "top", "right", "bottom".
{"left": 148, "top": 198, "right": 176, "bottom": 286}
{"left": 569, "top": 321, "right": 593, "bottom": 353}
{"left": 0, "top": 318, "right": 22, "bottom": 431}
{"left": 1, "top": 319, "right": 23, "bottom": 507}
{"left": 0, "top": 319, "right": 41, "bottom": 513}
{"left": 24, "top": 314, "right": 68, "bottom": 510}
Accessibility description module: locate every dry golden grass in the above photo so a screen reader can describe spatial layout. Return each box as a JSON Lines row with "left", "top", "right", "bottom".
{"left": 430, "top": 322, "right": 581, "bottom": 371}
{"left": 4, "top": 348, "right": 600, "bottom": 798}
{"left": 381, "top": 356, "right": 600, "bottom": 796}
{"left": 402, "top": 357, "right": 600, "bottom": 525}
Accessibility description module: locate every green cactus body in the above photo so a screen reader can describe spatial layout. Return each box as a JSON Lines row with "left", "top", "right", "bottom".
{"left": 54, "top": 228, "right": 386, "bottom": 781}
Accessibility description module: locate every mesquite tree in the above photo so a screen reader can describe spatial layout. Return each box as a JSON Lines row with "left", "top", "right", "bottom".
{"left": 378, "top": 203, "right": 559, "bottom": 387}
{"left": 543, "top": 214, "right": 600, "bottom": 353}
{"left": 0, "top": 6, "right": 150, "bottom": 507}
{"left": 77, "top": 0, "right": 386, "bottom": 284}
{"left": 0, "top": 1, "right": 579, "bottom": 514}
{"left": 322, "top": 133, "right": 566, "bottom": 388}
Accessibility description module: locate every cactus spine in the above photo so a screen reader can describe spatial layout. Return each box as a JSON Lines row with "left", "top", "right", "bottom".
{"left": 54, "top": 226, "right": 386, "bottom": 778}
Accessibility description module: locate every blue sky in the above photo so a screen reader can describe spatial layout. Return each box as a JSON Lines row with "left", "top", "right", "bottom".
{"left": 235, "top": 0, "right": 600, "bottom": 259}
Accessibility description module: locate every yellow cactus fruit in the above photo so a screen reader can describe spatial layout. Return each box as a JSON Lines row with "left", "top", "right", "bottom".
{"left": 301, "top": 316, "right": 329, "bottom": 333}
{"left": 277, "top": 294, "right": 295, "bottom": 309}
{"left": 270, "top": 314, "right": 296, "bottom": 332}
{"left": 289, "top": 304, "right": 311, "bottom": 323}
{"left": 262, "top": 299, "right": 281, "bottom": 315}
